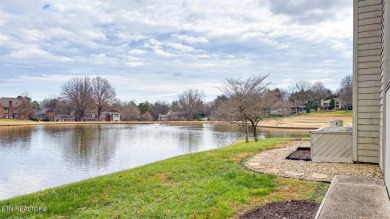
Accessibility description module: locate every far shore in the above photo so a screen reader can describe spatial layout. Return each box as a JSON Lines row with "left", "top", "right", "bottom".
{"left": 0, "top": 120, "right": 220, "bottom": 127}
{"left": 0, "top": 111, "right": 352, "bottom": 130}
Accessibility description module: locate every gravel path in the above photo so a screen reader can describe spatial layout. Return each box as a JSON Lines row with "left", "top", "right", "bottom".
{"left": 245, "top": 141, "right": 383, "bottom": 182}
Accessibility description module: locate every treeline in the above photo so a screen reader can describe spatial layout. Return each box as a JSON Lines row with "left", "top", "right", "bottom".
{"left": 12, "top": 74, "right": 352, "bottom": 121}
{"left": 288, "top": 75, "right": 352, "bottom": 111}
{"left": 38, "top": 76, "right": 208, "bottom": 121}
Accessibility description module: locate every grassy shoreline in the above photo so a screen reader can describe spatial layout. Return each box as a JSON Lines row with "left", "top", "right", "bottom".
{"left": 0, "top": 120, "right": 221, "bottom": 127}
{"left": 0, "top": 138, "right": 328, "bottom": 219}
{"left": 0, "top": 110, "right": 352, "bottom": 129}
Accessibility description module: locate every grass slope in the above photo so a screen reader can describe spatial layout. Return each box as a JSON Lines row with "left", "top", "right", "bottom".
{"left": 0, "top": 119, "right": 36, "bottom": 123}
{"left": 294, "top": 111, "right": 352, "bottom": 118}
{"left": 0, "top": 139, "right": 328, "bottom": 219}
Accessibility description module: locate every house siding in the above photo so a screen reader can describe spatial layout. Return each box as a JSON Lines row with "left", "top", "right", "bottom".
{"left": 380, "top": 0, "right": 385, "bottom": 170}
{"left": 382, "top": 0, "right": 390, "bottom": 189}
{"left": 353, "top": 0, "right": 383, "bottom": 163}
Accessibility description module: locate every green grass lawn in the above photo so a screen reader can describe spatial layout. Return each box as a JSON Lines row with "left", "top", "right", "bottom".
{"left": 0, "top": 138, "right": 328, "bottom": 219}
{"left": 293, "top": 110, "right": 352, "bottom": 118}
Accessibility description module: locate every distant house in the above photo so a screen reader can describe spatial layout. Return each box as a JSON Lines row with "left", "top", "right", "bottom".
{"left": 34, "top": 107, "right": 48, "bottom": 121}
{"left": 270, "top": 101, "right": 294, "bottom": 116}
{"left": 101, "top": 112, "right": 121, "bottom": 122}
{"left": 0, "top": 97, "right": 23, "bottom": 118}
{"left": 158, "top": 110, "right": 186, "bottom": 121}
{"left": 199, "top": 117, "right": 209, "bottom": 121}
{"left": 270, "top": 101, "right": 306, "bottom": 116}
{"left": 70, "top": 110, "right": 97, "bottom": 121}
{"left": 59, "top": 110, "right": 121, "bottom": 122}
{"left": 56, "top": 115, "right": 75, "bottom": 122}
{"left": 321, "top": 98, "right": 342, "bottom": 110}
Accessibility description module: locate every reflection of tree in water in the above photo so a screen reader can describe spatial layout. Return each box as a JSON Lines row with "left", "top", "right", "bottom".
{"left": 210, "top": 123, "right": 243, "bottom": 133}
{"left": 210, "top": 123, "right": 309, "bottom": 139}
{"left": 47, "top": 125, "right": 120, "bottom": 170}
{"left": 177, "top": 129, "right": 201, "bottom": 153}
{"left": 257, "top": 128, "right": 310, "bottom": 139}
{"left": 0, "top": 126, "right": 33, "bottom": 150}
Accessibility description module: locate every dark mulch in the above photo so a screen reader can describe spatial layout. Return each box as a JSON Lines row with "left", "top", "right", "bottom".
{"left": 239, "top": 200, "right": 320, "bottom": 219}
{"left": 286, "top": 147, "right": 311, "bottom": 161}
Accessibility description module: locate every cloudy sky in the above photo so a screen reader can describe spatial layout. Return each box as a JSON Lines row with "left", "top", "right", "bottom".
{"left": 0, "top": 0, "right": 352, "bottom": 103}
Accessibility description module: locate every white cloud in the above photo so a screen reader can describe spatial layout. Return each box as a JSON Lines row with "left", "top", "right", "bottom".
{"left": 0, "top": 0, "right": 353, "bottom": 102}
{"left": 167, "top": 42, "right": 200, "bottom": 52}
{"left": 89, "top": 53, "right": 117, "bottom": 65}
{"left": 128, "top": 49, "right": 146, "bottom": 55}
{"left": 172, "top": 34, "right": 208, "bottom": 44}
{"left": 124, "top": 56, "right": 147, "bottom": 67}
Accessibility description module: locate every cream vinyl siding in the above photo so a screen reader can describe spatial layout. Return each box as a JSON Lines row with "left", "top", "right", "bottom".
{"left": 353, "top": 0, "right": 383, "bottom": 163}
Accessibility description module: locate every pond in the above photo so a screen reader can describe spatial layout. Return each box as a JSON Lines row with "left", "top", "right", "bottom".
{"left": 0, "top": 123, "right": 309, "bottom": 200}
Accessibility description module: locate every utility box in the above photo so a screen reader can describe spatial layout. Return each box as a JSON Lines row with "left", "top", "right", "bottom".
{"left": 329, "top": 119, "right": 343, "bottom": 127}
{"left": 311, "top": 121, "right": 353, "bottom": 163}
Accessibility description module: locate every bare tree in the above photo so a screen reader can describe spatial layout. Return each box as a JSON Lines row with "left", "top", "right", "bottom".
{"left": 118, "top": 101, "right": 141, "bottom": 121}
{"left": 177, "top": 89, "right": 205, "bottom": 121}
{"left": 311, "top": 82, "right": 331, "bottom": 101}
{"left": 215, "top": 75, "right": 277, "bottom": 142}
{"left": 15, "top": 93, "right": 34, "bottom": 119}
{"left": 338, "top": 75, "right": 353, "bottom": 111}
{"left": 92, "top": 76, "right": 116, "bottom": 121}
{"left": 61, "top": 77, "right": 93, "bottom": 121}
{"left": 56, "top": 97, "right": 73, "bottom": 115}
{"left": 213, "top": 97, "right": 250, "bottom": 142}
{"left": 41, "top": 96, "right": 59, "bottom": 113}
{"left": 171, "top": 101, "right": 180, "bottom": 112}
{"left": 41, "top": 96, "right": 71, "bottom": 115}
{"left": 290, "top": 80, "right": 312, "bottom": 93}
{"left": 141, "top": 112, "right": 153, "bottom": 121}
{"left": 150, "top": 101, "right": 170, "bottom": 120}
{"left": 289, "top": 81, "right": 313, "bottom": 103}
{"left": 203, "top": 102, "right": 212, "bottom": 118}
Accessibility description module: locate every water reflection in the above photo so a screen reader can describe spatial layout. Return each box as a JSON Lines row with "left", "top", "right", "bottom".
{"left": 0, "top": 126, "right": 33, "bottom": 150}
{"left": 60, "top": 125, "right": 119, "bottom": 170}
{"left": 0, "top": 124, "right": 309, "bottom": 200}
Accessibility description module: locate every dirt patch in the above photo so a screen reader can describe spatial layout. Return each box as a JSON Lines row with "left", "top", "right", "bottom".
{"left": 232, "top": 142, "right": 292, "bottom": 163}
{"left": 239, "top": 200, "right": 320, "bottom": 219}
{"left": 232, "top": 152, "right": 254, "bottom": 163}
{"left": 286, "top": 147, "right": 311, "bottom": 161}
{"left": 155, "top": 173, "right": 174, "bottom": 184}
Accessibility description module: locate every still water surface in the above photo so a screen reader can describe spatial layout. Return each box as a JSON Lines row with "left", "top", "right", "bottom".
{"left": 0, "top": 123, "right": 309, "bottom": 200}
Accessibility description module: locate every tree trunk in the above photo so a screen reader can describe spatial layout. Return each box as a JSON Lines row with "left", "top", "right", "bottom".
{"left": 75, "top": 110, "right": 80, "bottom": 121}
{"left": 251, "top": 121, "right": 258, "bottom": 142}
{"left": 97, "top": 107, "right": 103, "bottom": 121}
{"left": 243, "top": 120, "right": 249, "bottom": 143}
{"left": 75, "top": 110, "right": 84, "bottom": 121}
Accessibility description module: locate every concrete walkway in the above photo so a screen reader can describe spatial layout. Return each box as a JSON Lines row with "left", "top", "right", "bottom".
{"left": 316, "top": 175, "right": 390, "bottom": 219}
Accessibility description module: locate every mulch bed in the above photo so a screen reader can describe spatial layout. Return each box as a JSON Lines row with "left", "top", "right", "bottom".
{"left": 286, "top": 147, "right": 311, "bottom": 161}
{"left": 239, "top": 200, "right": 320, "bottom": 219}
